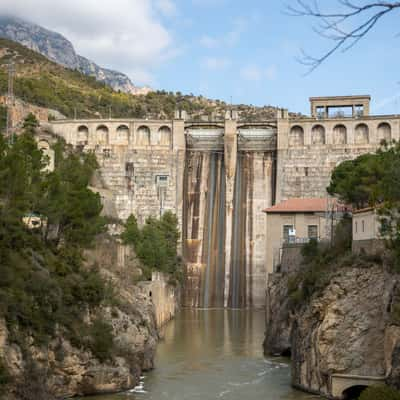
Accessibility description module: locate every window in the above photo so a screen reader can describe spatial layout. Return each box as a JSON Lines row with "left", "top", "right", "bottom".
{"left": 355, "top": 221, "right": 358, "bottom": 233}
{"left": 283, "top": 225, "right": 293, "bottom": 243}
{"left": 316, "top": 106, "right": 325, "bottom": 119}
{"left": 125, "top": 162, "right": 134, "bottom": 177}
{"left": 156, "top": 175, "right": 169, "bottom": 187}
{"left": 355, "top": 104, "right": 364, "bottom": 117}
{"left": 103, "top": 148, "right": 111, "bottom": 158}
{"left": 308, "top": 225, "right": 318, "bottom": 240}
{"left": 362, "top": 220, "right": 365, "bottom": 233}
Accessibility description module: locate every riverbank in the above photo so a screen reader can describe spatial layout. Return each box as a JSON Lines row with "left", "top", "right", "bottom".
{"left": 264, "top": 244, "right": 400, "bottom": 399}
{"left": 0, "top": 232, "right": 180, "bottom": 399}
{"left": 82, "top": 309, "right": 318, "bottom": 400}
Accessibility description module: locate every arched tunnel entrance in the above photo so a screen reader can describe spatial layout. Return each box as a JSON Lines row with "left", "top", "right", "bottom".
{"left": 342, "top": 385, "right": 368, "bottom": 399}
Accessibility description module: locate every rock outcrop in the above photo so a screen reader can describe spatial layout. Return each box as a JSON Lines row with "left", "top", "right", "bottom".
{"left": 0, "top": 232, "right": 169, "bottom": 399}
{"left": 264, "top": 266, "right": 400, "bottom": 398}
{"left": 263, "top": 273, "right": 291, "bottom": 356}
{"left": 0, "top": 16, "right": 150, "bottom": 95}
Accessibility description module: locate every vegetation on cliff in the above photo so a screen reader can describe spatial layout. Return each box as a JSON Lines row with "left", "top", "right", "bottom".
{"left": 282, "top": 142, "right": 400, "bottom": 399}
{"left": 122, "top": 212, "right": 182, "bottom": 281}
{"left": 359, "top": 385, "right": 400, "bottom": 400}
{"left": 0, "top": 114, "right": 117, "bottom": 395}
{"left": 327, "top": 141, "right": 400, "bottom": 270}
{"left": 288, "top": 142, "right": 400, "bottom": 306}
{"left": 287, "top": 215, "right": 357, "bottom": 306}
{"left": 0, "top": 38, "right": 290, "bottom": 122}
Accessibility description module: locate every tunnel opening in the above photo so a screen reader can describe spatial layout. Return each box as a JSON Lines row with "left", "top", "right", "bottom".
{"left": 342, "top": 385, "right": 368, "bottom": 399}
{"left": 280, "top": 348, "right": 291, "bottom": 357}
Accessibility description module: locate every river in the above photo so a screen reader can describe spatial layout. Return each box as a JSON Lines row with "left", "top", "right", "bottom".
{"left": 84, "top": 309, "right": 319, "bottom": 400}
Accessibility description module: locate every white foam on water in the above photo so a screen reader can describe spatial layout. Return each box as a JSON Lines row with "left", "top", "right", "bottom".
{"left": 129, "top": 376, "right": 147, "bottom": 394}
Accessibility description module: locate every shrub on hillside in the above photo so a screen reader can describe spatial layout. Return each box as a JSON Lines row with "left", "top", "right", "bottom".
{"left": 288, "top": 216, "right": 354, "bottom": 308}
{"left": 86, "top": 319, "right": 114, "bottom": 362}
{"left": 0, "top": 114, "right": 113, "bottom": 357}
{"left": 359, "top": 385, "right": 400, "bottom": 400}
{"left": 0, "top": 358, "right": 10, "bottom": 396}
{"left": 122, "top": 211, "right": 181, "bottom": 279}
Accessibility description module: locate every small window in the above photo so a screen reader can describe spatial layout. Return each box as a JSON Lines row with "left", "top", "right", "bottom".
{"left": 362, "top": 220, "right": 365, "bottom": 232}
{"left": 283, "top": 225, "right": 293, "bottom": 243}
{"left": 355, "top": 104, "right": 364, "bottom": 117}
{"left": 125, "top": 162, "right": 134, "bottom": 176}
{"left": 156, "top": 175, "right": 169, "bottom": 187}
{"left": 308, "top": 225, "right": 318, "bottom": 239}
{"left": 316, "top": 106, "right": 325, "bottom": 119}
{"left": 355, "top": 221, "right": 358, "bottom": 233}
{"left": 103, "top": 148, "right": 111, "bottom": 158}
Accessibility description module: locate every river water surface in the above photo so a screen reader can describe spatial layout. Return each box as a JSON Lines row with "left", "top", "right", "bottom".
{"left": 85, "top": 309, "right": 319, "bottom": 400}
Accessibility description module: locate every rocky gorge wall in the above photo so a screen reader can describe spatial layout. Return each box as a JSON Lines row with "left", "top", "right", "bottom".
{"left": 264, "top": 264, "right": 400, "bottom": 399}
{"left": 0, "top": 231, "right": 179, "bottom": 399}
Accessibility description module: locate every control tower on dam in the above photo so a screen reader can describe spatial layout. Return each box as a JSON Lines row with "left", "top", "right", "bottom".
{"left": 50, "top": 95, "right": 400, "bottom": 308}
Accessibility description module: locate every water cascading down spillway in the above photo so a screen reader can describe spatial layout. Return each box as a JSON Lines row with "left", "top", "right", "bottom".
{"left": 183, "top": 151, "right": 226, "bottom": 308}
{"left": 183, "top": 125, "right": 275, "bottom": 309}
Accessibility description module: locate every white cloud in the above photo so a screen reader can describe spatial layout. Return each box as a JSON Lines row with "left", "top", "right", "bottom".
{"left": 156, "top": 0, "right": 178, "bottom": 17}
{"left": 0, "top": 0, "right": 177, "bottom": 85}
{"left": 201, "top": 57, "right": 231, "bottom": 71}
{"left": 240, "top": 64, "right": 278, "bottom": 82}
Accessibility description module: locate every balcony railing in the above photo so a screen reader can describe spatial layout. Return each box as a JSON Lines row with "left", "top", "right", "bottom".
{"left": 281, "top": 236, "right": 320, "bottom": 246}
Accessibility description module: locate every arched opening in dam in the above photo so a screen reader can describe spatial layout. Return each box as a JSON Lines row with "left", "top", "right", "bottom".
{"left": 342, "top": 385, "right": 368, "bottom": 399}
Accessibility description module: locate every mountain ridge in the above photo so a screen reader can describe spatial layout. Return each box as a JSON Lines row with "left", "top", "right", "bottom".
{"left": 0, "top": 15, "right": 151, "bottom": 95}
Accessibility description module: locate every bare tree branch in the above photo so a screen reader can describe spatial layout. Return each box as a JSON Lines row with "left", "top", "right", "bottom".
{"left": 287, "top": 1, "right": 400, "bottom": 73}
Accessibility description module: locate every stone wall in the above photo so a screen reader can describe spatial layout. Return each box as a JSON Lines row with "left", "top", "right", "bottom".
{"left": 352, "top": 239, "right": 386, "bottom": 255}
{"left": 51, "top": 119, "right": 185, "bottom": 226}
{"left": 280, "top": 245, "right": 303, "bottom": 274}
{"left": 140, "top": 272, "right": 180, "bottom": 329}
{"left": 276, "top": 114, "right": 400, "bottom": 202}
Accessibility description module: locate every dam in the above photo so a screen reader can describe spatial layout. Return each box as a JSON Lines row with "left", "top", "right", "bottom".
{"left": 49, "top": 95, "right": 400, "bottom": 308}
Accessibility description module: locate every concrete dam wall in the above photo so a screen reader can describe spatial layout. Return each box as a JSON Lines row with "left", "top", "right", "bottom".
{"left": 181, "top": 121, "right": 276, "bottom": 308}
{"left": 49, "top": 96, "right": 400, "bottom": 308}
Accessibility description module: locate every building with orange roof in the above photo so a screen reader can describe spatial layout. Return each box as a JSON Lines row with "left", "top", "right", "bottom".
{"left": 263, "top": 197, "right": 341, "bottom": 274}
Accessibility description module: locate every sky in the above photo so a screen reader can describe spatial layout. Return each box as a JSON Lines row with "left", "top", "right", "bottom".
{"left": 1, "top": 0, "right": 400, "bottom": 115}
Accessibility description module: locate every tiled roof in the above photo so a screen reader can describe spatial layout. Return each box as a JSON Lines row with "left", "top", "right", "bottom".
{"left": 263, "top": 198, "right": 332, "bottom": 213}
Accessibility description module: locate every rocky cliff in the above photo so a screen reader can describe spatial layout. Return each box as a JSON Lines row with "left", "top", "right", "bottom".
{"left": 0, "top": 16, "right": 150, "bottom": 95}
{"left": 0, "top": 232, "right": 162, "bottom": 399}
{"left": 264, "top": 264, "right": 400, "bottom": 398}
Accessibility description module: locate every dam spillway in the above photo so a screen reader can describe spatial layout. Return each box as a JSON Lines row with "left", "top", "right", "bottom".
{"left": 182, "top": 123, "right": 276, "bottom": 308}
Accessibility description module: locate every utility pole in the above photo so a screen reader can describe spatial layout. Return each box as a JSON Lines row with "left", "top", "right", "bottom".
{"left": 6, "top": 62, "right": 15, "bottom": 144}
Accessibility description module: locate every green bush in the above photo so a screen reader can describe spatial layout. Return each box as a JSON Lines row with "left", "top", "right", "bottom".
{"left": 0, "top": 115, "right": 113, "bottom": 354}
{"left": 87, "top": 319, "right": 114, "bottom": 362}
{"left": 359, "top": 385, "right": 400, "bottom": 400}
{"left": 288, "top": 216, "right": 354, "bottom": 308}
{"left": 121, "top": 214, "right": 140, "bottom": 246}
{"left": 0, "top": 359, "right": 10, "bottom": 395}
{"left": 0, "top": 106, "right": 6, "bottom": 135}
{"left": 122, "top": 211, "right": 181, "bottom": 278}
